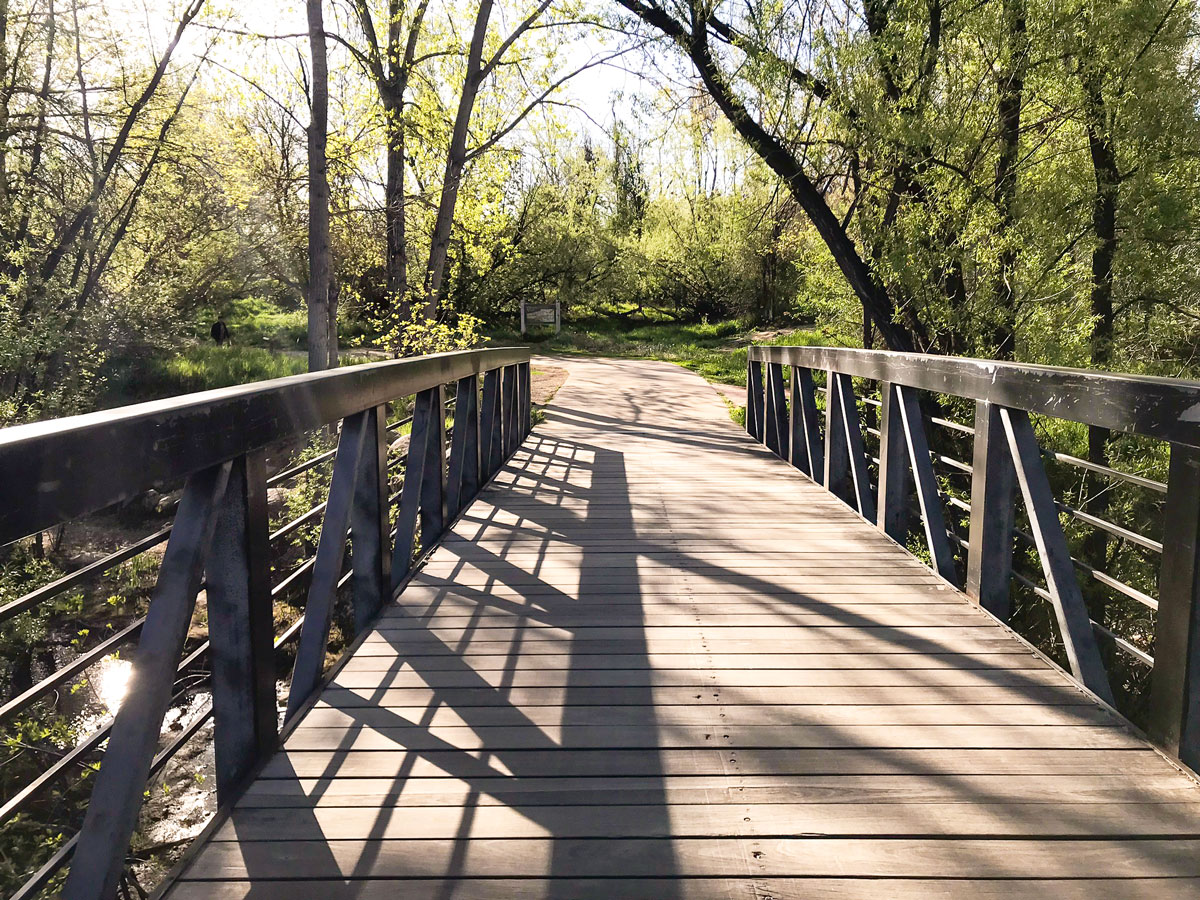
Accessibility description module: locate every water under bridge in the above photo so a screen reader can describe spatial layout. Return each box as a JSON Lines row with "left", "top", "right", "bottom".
{"left": 4, "top": 347, "right": 1200, "bottom": 899}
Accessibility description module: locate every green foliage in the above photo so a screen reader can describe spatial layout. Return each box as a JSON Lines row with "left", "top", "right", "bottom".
{"left": 502, "top": 312, "right": 827, "bottom": 385}
{"left": 368, "top": 303, "right": 488, "bottom": 356}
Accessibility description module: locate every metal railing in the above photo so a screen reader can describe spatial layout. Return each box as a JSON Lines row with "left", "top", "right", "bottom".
{"left": 0, "top": 347, "right": 533, "bottom": 900}
{"left": 747, "top": 346, "right": 1200, "bottom": 770}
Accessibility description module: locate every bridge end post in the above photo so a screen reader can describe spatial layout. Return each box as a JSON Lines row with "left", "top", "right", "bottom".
{"left": 1149, "top": 443, "right": 1200, "bottom": 769}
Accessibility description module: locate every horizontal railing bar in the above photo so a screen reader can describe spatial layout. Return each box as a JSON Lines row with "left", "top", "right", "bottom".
{"left": 1045, "top": 449, "right": 1168, "bottom": 494}
{"left": 0, "top": 619, "right": 144, "bottom": 727}
{"left": 1092, "top": 620, "right": 1155, "bottom": 666}
{"left": 932, "top": 416, "right": 974, "bottom": 435}
{"left": 751, "top": 346, "right": 1200, "bottom": 447}
{"left": 11, "top": 832, "right": 76, "bottom": 900}
{"left": 0, "top": 526, "right": 171, "bottom": 626}
{"left": 273, "top": 616, "right": 305, "bottom": 650}
{"left": 266, "top": 448, "right": 338, "bottom": 486}
{"left": 1009, "top": 524, "right": 1159, "bottom": 610}
{"left": 0, "top": 347, "right": 527, "bottom": 543}
{"left": 270, "top": 501, "right": 328, "bottom": 544}
{"left": 0, "top": 719, "right": 110, "bottom": 826}
{"left": 1010, "top": 570, "right": 1156, "bottom": 663}
{"left": 1011, "top": 568, "right": 1053, "bottom": 601}
{"left": 933, "top": 454, "right": 972, "bottom": 474}
{"left": 1054, "top": 499, "right": 1163, "bottom": 553}
{"left": 272, "top": 555, "right": 316, "bottom": 599}
{"left": 946, "top": 494, "right": 1158, "bottom": 610}
{"left": 150, "top": 703, "right": 212, "bottom": 777}
{"left": 1066, "top": 554, "right": 1159, "bottom": 612}
{"left": 265, "top": 400, "right": 440, "bottom": 486}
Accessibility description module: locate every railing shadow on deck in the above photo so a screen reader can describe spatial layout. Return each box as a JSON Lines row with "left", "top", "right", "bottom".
{"left": 219, "top": 413, "right": 1200, "bottom": 892}
{"left": 224, "top": 433, "right": 681, "bottom": 898}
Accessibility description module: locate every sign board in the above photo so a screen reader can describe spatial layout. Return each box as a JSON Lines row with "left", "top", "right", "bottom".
{"left": 520, "top": 299, "right": 561, "bottom": 335}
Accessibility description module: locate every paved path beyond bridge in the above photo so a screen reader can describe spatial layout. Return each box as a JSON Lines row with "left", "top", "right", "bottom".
{"left": 165, "top": 357, "right": 1200, "bottom": 899}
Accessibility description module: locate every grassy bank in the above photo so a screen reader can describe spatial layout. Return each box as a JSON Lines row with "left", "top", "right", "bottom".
{"left": 490, "top": 314, "right": 834, "bottom": 386}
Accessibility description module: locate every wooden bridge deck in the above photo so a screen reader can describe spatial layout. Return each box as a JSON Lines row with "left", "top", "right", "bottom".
{"left": 165, "top": 357, "right": 1200, "bottom": 899}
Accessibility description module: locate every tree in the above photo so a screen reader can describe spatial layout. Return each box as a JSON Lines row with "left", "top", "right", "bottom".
{"left": 306, "top": 0, "right": 335, "bottom": 371}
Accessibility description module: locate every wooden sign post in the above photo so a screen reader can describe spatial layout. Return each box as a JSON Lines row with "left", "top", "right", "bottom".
{"left": 521, "top": 299, "right": 560, "bottom": 335}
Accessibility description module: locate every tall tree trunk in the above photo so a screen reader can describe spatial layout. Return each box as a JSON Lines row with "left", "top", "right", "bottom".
{"left": 306, "top": 0, "right": 332, "bottom": 372}
{"left": 424, "top": 0, "right": 494, "bottom": 318}
{"left": 385, "top": 108, "right": 408, "bottom": 311}
{"left": 991, "top": 0, "right": 1027, "bottom": 358}
{"left": 1081, "top": 68, "right": 1119, "bottom": 623}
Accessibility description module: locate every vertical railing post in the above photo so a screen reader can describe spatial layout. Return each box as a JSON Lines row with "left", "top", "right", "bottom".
{"left": 877, "top": 383, "right": 910, "bottom": 542}
{"left": 286, "top": 412, "right": 370, "bottom": 720}
{"left": 1149, "top": 443, "right": 1200, "bottom": 769}
{"left": 392, "top": 388, "right": 442, "bottom": 589}
{"left": 824, "top": 369, "right": 849, "bottom": 500}
{"left": 521, "top": 359, "right": 532, "bottom": 438}
{"left": 207, "top": 452, "right": 276, "bottom": 803}
{"left": 420, "top": 384, "right": 448, "bottom": 544}
{"left": 502, "top": 364, "right": 518, "bottom": 457}
{"left": 746, "top": 358, "right": 764, "bottom": 442}
{"left": 447, "top": 374, "right": 480, "bottom": 519}
{"left": 764, "top": 362, "right": 789, "bottom": 459}
{"left": 63, "top": 463, "right": 232, "bottom": 900}
{"left": 893, "top": 385, "right": 955, "bottom": 583}
{"left": 350, "top": 405, "right": 391, "bottom": 632}
{"left": 965, "top": 400, "right": 1016, "bottom": 618}
{"left": 826, "top": 372, "right": 874, "bottom": 522}
{"left": 480, "top": 367, "right": 502, "bottom": 480}
{"left": 789, "top": 366, "right": 823, "bottom": 481}
{"left": 1000, "top": 407, "right": 1113, "bottom": 704}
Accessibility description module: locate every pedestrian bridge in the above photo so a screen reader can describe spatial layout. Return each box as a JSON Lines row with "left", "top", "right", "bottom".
{"left": 5, "top": 348, "right": 1200, "bottom": 899}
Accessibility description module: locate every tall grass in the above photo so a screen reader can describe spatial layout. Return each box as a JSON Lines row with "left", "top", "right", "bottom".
{"left": 102, "top": 346, "right": 310, "bottom": 406}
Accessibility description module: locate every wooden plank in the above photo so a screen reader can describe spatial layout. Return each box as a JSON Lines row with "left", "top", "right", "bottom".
{"left": 296, "top": 702, "right": 1112, "bottom": 728}
{"left": 335, "top": 652, "right": 1050, "bottom": 672}
{"left": 236, "top": 772, "right": 1198, "bottom": 808}
{"left": 279, "top": 724, "right": 1140, "bottom": 752}
{"left": 256, "top": 747, "right": 1167, "bottom": 779}
{"left": 177, "top": 837, "right": 1200, "bottom": 880}
{"left": 167, "top": 878, "right": 1200, "bottom": 900}
{"left": 215, "top": 800, "right": 1200, "bottom": 841}
{"left": 328, "top": 667, "right": 1069, "bottom": 690}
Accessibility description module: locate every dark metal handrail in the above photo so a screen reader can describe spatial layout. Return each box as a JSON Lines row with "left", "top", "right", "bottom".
{"left": 0, "top": 347, "right": 533, "bottom": 900}
{"left": 0, "top": 347, "right": 526, "bottom": 544}
{"left": 747, "top": 344, "right": 1200, "bottom": 773}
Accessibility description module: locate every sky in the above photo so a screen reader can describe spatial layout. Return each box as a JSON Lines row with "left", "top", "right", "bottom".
{"left": 104, "top": 0, "right": 659, "bottom": 139}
